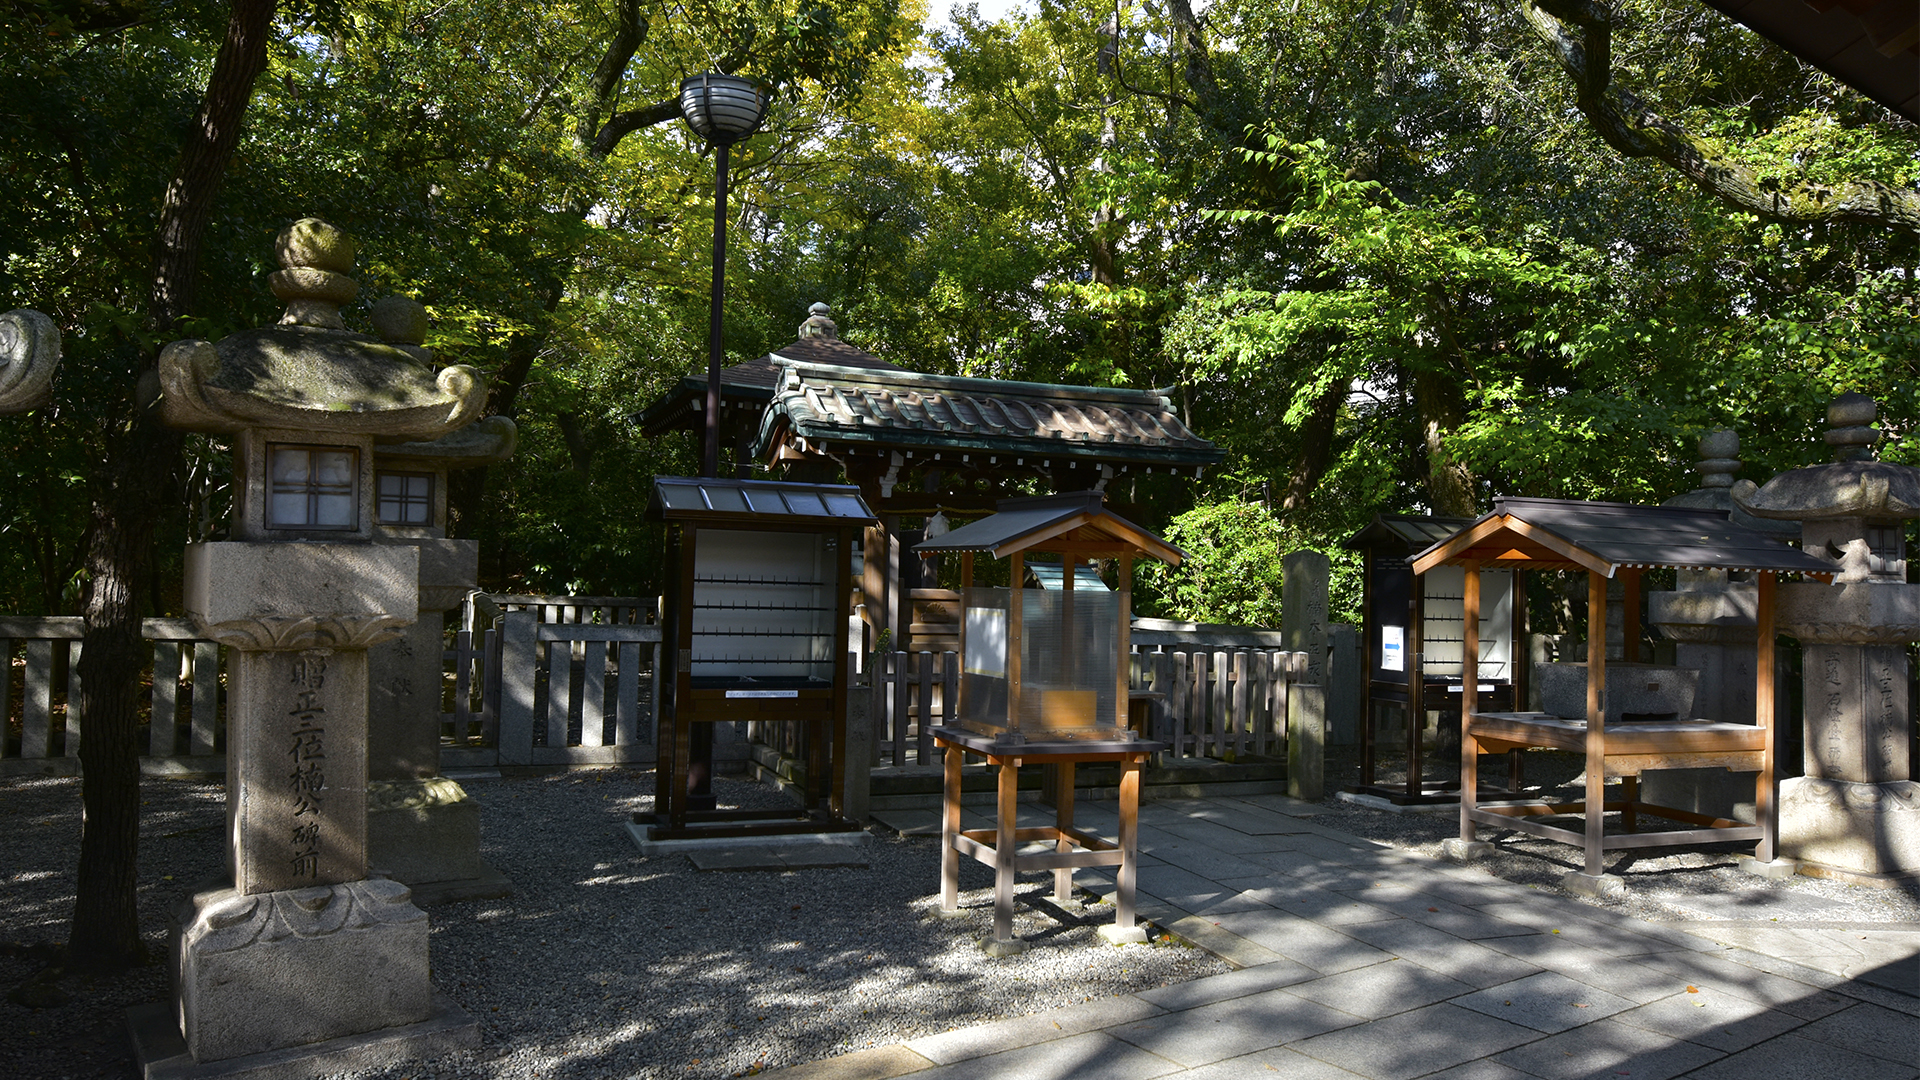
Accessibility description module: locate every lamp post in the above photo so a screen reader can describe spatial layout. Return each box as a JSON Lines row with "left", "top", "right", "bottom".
{"left": 680, "top": 72, "right": 770, "bottom": 478}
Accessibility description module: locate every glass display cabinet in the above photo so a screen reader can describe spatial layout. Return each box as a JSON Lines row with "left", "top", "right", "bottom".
{"left": 916, "top": 491, "right": 1181, "bottom": 953}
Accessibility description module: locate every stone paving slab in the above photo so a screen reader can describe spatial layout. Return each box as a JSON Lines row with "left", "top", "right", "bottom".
{"left": 1284, "top": 1002, "right": 1544, "bottom": 1080}
{"left": 1451, "top": 970, "right": 1638, "bottom": 1033}
{"left": 1487, "top": 1016, "right": 1725, "bottom": 1080}
{"left": 766, "top": 794, "right": 1919, "bottom": 1080}
{"left": 684, "top": 845, "right": 873, "bottom": 871}
{"left": 1106, "top": 989, "right": 1363, "bottom": 1067}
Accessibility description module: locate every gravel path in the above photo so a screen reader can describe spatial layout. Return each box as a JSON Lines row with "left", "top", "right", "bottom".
{"left": 0, "top": 769, "right": 1226, "bottom": 1080}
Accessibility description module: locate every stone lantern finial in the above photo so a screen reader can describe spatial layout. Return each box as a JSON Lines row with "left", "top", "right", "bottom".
{"left": 1694, "top": 429, "right": 1740, "bottom": 489}
{"left": 271, "top": 218, "right": 360, "bottom": 330}
{"left": 0, "top": 308, "right": 61, "bottom": 413}
{"left": 1825, "top": 392, "right": 1879, "bottom": 462}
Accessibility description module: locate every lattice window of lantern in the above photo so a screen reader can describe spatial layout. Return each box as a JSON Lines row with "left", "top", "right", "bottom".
{"left": 267, "top": 445, "right": 358, "bottom": 530}
{"left": 376, "top": 471, "right": 434, "bottom": 526}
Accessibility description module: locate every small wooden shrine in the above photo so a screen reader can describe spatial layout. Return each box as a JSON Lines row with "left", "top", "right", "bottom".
{"left": 915, "top": 491, "right": 1181, "bottom": 953}
{"left": 641, "top": 476, "right": 877, "bottom": 840}
{"left": 1412, "top": 497, "right": 1832, "bottom": 890}
{"left": 1345, "top": 514, "right": 1524, "bottom": 804}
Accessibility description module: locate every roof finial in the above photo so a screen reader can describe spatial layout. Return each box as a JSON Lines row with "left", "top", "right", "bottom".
{"left": 271, "top": 218, "right": 359, "bottom": 330}
{"left": 1694, "top": 429, "right": 1739, "bottom": 489}
{"left": 799, "top": 302, "right": 837, "bottom": 340}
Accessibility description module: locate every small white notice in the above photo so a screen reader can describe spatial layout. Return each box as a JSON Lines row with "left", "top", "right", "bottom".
{"left": 726, "top": 689, "right": 799, "bottom": 699}
{"left": 964, "top": 607, "right": 1008, "bottom": 678}
{"left": 1381, "top": 625, "right": 1405, "bottom": 672}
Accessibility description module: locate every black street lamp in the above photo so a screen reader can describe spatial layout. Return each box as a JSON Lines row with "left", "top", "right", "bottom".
{"left": 680, "top": 72, "right": 771, "bottom": 478}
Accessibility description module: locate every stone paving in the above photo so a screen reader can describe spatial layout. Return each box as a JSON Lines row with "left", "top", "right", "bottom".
{"left": 768, "top": 793, "right": 1920, "bottom": 1080}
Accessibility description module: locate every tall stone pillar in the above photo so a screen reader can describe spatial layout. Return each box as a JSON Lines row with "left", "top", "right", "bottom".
{"left": 366, "top": 407, "right": 517, "bottom": 904}
{"left": 1742, "top": 394, "right": 1920, "bottom": 884}
{"left": 131, "top": 219, "right": 485, "bottom": 1076}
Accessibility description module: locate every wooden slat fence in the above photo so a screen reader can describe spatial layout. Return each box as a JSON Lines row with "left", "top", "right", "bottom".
{"left": 0, "top": 616, "right": 225, "bottom": 777}
{"left": 857, "top": 643, "right": 1310, "bottom": 768}
{"left": 446, "top": 593, "right": 662, "bottom": 769}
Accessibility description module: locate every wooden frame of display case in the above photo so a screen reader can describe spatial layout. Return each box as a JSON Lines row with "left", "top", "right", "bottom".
{"left": 918, "top": 492, "right": 1182, "bottom": 950}
{"left": 642, "top": 477, "right": 877, "bottom": 841}
{"left": 1412, "top": 498, "right": 1832, "bottom": 881}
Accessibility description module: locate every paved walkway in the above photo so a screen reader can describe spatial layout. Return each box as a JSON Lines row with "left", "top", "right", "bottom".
{"left": 769, "top": 793, "right": 1920, "bottom": 1080}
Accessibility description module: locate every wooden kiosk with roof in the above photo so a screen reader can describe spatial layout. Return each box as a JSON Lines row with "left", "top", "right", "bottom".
{"left": 1413, "top": 497, "right": 1831, "bottom": 890}
{"left": 915, "top": 491, "right": 1181, "bottom": 954}
{"left": 641, "top": 476, "right": 877, "bottom": 840}
{"left": 1346, "top": 514, "right": 1525, "bottom": 804}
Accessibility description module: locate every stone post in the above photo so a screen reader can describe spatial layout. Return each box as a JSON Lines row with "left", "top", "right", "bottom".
{"left": 1742, "top": 395, "right": 1920, "bottom": 883}
{"left": 132, "top": 220, "right": 484, "bottom": 1076}
{"left": 1288, "top": 683, "right": 1326, "bottom": 800}
{"left": 1282, "top": 550, "right": 1331, "bottom": 682}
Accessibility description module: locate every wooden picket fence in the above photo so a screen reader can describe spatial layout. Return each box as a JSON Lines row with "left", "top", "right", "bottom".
{"left": 863, "top": 643, "right": 1310, "bottom": 768}
{"left": 0, "top": 616, "right": 226, "bottom": 777}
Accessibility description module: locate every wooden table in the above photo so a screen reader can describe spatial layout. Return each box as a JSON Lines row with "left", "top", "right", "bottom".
{"left": 932, "top": 726, "right": 1165, "bottom": 954}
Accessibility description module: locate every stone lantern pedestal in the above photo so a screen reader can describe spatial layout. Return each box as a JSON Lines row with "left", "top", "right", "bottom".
{"left": 129, "top": 220, "right": 484, "bottom": 1077}
{"left": 1742, "top": 394, "right": 1920, "bottom": 885}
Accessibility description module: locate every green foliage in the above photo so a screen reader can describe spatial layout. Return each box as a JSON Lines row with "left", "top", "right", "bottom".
{"left": 1134, "top": 496, "right": 1362, "bottom": 630}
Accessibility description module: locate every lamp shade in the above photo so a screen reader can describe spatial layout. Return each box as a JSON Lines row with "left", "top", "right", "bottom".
{"left": 679, "top": 73, "right": 770, "bottom": 144}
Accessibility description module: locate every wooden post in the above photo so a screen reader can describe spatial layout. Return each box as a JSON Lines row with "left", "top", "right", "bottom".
{"left": 829, "top": 526, "right": 854, "bottom": 819}
{"left": 1117, "top": 754, "right": 1141, "bottom": 933}
{"left": 1053, "top": 761, "right": 1076, "bottom": 904}
{"left": 1117, "top": 553, "right": 1133, "bottom": 732}
{"left": 1510, "top": 568, "right": 1528, "bottom": 793}
{"left": 1008, "top": 551, "right": 1024, "bottom": 739}
{"left": 1360, "top": 544, "right": 1376, "bottom": 788}
{"left": 994, "top": 755, "right": 1020, "bottom": 944}
{"left": 1621, "top": 567, "right": 1642, "bottom": 663}
{"left": 1585, "top": 570, "right": 1607, "bottom": 877}
{"left": 1461, "top": 562, "right": 1481, "bottom": 841}
{"left": 1756, "top": 570, "right": 1778, "bottom": 863}
{"left": 941, "top": 744, "right": 962, "bottom": 911}
{"left": 1408, "top": 571, "right": 1426, "bottom": 799}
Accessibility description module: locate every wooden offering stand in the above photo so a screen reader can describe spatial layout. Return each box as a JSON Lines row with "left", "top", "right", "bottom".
{"left": 642, "top": 477, "right": 877, "bottom": 841}
{"left": 916, "top": 492, "right": 1181, "bottom": 953}
{"left": 1412, "top": 498, "right": 1831, "bottom": 891}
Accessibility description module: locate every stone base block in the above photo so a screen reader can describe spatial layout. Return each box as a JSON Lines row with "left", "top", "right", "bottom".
{"left": 622, "top": 819, "right": 873, "bottom": 856}
{"left": 367, "top": 778, "right": 513, "bottom": 905}
{"left": 1560, "top": 871, "right": 1626, "bottom": 899}
{"left": 1737, "top": 856, "right": 1800, "bottom": 879}
{"left": 128, "top": 992, "right": 477, "bottom": 1080}
{"left": 1097, "top": 924, "right": 1150, "bottom": 945}
{"left": 1441, "top": 839, "right": 1494, "bottom": 863}
{"left": 1779, "top": 777, "right": 1920, "bottom": 879}
{"left": 980, "top": 937, "right": 1029, "bottom": 958}
{"left": 172, "top": 878, "right": 432, "bottom": 1063}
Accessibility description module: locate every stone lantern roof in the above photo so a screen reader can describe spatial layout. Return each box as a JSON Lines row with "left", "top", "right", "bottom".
{"left": 1740, "top": 393, "right": 1920, "bottom": 523}
{"left": 158, "top": 219, "right": 485, "bottom": 440}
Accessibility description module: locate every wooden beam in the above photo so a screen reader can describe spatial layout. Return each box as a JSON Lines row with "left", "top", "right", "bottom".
{"left": 1585, "top": 570, "right": 1607, "bottom": 877}
{"left": 1756, "top": 570, "right": 1778, "bottom": 863}
{"left": 1461, "top": 560, "right": 1482, "bottom": 844}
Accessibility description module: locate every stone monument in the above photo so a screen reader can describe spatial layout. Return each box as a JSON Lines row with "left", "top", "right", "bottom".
{"left": 128, "top": 219, "right": 485, "bottom": 1077}
{"left": 0, "top": 308, "right": 61, "bottom": 413}
{"left": 1740, "top": 394, "right": 1920, "bottom": 884}
{"left": 366, "top": 398, "right": 517, "bottom": 905}
{"left": 1644, "top": 429, "right": 1798, "bottom": 822}
{"left": 1281, "top": 549, "right": 1331, "bottom": 683}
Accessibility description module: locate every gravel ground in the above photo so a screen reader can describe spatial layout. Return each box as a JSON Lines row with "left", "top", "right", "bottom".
{"left": 0, "top": 768, "right": 1226, "bottom": 1080}
{"left": 1319, "top": 745, "right": 1920, "bottom": 927}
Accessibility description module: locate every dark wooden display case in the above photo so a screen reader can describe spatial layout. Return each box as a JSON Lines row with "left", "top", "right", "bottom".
{"left": 640, "top": 476, "right": 876, "bottom": 840}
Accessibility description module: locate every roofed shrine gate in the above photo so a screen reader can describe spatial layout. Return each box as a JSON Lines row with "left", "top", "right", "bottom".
{"left": 637, "top": 304, "right": 1225, "bottom": 652}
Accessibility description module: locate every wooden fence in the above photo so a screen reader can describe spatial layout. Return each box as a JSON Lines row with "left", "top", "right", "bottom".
{"left": 0, "top": 616, "right": 225, "bottom": 777}
{"left": 862, "top": 644, "right": 1311, "bottom": 768}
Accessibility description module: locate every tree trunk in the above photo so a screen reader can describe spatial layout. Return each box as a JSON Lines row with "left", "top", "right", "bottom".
{"left": 67, "top": 0, "right": 275, "bottom": 972}
{"left": 1279, "top": 375, "right": 1348, "bottom": 513}
{"left": 1414, "top": 366, "right": 1476, "bottom": 518}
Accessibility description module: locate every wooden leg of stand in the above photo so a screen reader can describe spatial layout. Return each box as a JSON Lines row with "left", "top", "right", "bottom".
{"left": 1054, "top": 762, "right": 1076, "bottom": 904}
{"left": 994, "top": 757, "right": 1019, "bottom": 944}
{"left": 941, "top": 745, "right": 961, "bottom": 911}
{"left": 1117, "top": 756, "right": 1141, "bottom": 932}
{"left": 1622, "top": 775, "right": 1639, "bottom": 832}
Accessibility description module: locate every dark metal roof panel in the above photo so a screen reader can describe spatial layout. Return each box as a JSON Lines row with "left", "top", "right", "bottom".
{"left": 1415, "top": 497, "right": 1833, "bottom": 574}
{"left": 1345, "top": 514, "right": 1473, "bottom": 551}
{"left": 648, "top": 476, "right": 877, "bottom": 526}
{"left": 1700, "top": 0, "right": 1918, "bottom": 123}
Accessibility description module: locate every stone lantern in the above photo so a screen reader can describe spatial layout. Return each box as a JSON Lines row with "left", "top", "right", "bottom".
{"left": 0, "top": 308, "right": 61, "bottom": 413}
{"left": 131, "top": 220, "right": 485, "bottom": 1074}
{"left": 1740, "top": 393, "right": 1920, "bottom": 883}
